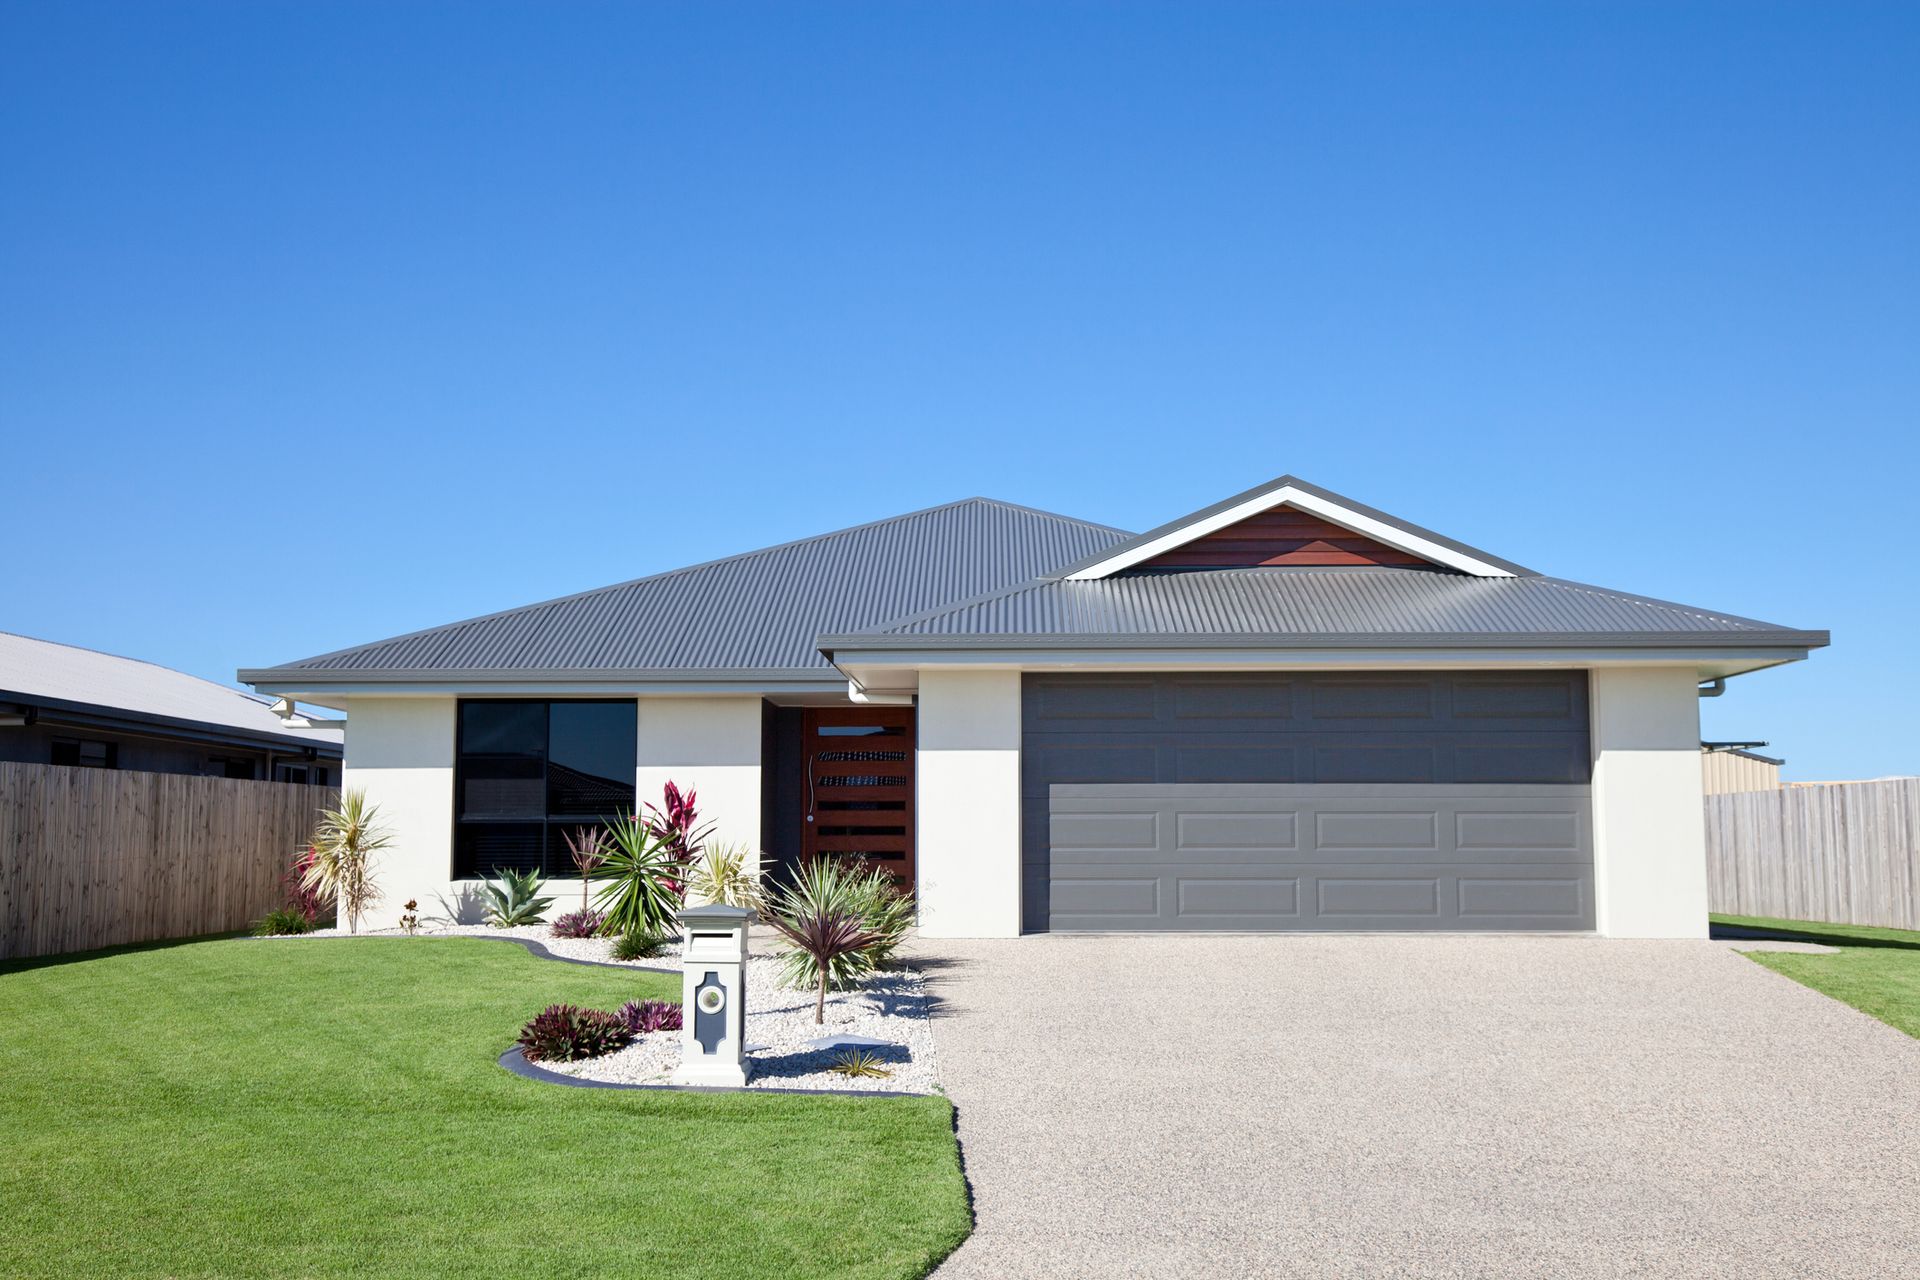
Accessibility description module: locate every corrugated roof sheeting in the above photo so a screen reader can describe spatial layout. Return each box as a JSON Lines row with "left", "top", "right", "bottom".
{"left": 865, "top": 568, "right": 1813, "bottom": 640}
{"left": 272, "top": 499, "right": 1130, "bottom": 674}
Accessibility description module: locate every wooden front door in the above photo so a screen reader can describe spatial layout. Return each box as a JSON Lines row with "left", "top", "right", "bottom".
{"left": 801, "top": 706, "right": 916, "bottom": 893}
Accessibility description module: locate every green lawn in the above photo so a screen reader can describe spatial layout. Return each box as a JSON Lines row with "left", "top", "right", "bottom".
{"left": 1714, "top": 913, "right": 1920, "bottom": 1040}
{"left": 0, "top": 937, "right": 970, "bottom": 1280}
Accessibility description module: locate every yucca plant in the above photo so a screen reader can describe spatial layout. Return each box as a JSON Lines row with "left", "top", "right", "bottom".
{"left": 482, "top": 866, "right": 553, "bottom": 927}
{"left": 592, "top": 813, "right": 685, "bottom": 937}
{"left": 765, "top": 906, "right": 884, "bottom": 1024}
{"left": 684, "top": 842, "right": 763, "bottom": 911}
{"left": 300, "top": 789, "right": 392, "bottom": 934}
{"left": 827, "top": 1048, "right": 892, "bottom": 1079}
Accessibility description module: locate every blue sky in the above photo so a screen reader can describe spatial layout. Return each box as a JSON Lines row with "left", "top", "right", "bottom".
{"left": 2, "top": 2, "right": 1914, "bottom": 780}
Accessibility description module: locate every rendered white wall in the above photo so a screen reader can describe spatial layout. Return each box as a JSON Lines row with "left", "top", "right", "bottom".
{"left": 636, "top": 697, "right": 763, "bottom": 869}
{"left": 1589, "top": 667, "right": 1710, "bottom": 938}
{"left": 916, "top": 670, "right": 1023, "bottom": 938}
{"left": 339, "top": 697, "right": 458, "bottom": 928}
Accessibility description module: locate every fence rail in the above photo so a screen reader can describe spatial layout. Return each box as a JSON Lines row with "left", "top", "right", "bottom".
{"left": 1705, "top": 778, "right": 1920, "bottom": 931}
{"left": 0, "top": 762, "right": 336, "bottom": 961}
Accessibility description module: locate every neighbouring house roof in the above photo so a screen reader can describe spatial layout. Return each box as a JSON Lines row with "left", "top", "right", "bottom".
{"left": 239, "top": 498, "right": 1132, "bottom": 690}
{"left": 0, "top": 631, "right": 344, "bottom": 754}
{"left": 817, "top": 568, "right": 1831, "bottom": 652}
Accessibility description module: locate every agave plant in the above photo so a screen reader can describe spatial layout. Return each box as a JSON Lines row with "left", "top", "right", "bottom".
{"left": 765, "top": 905, "right": 884, "bottom": 1024}
{"left": 684, "top": 842, "right": 763, "bottom": 911}
{"left": 592, "top": 813, "right": 685, "bottom": 938}
{"left": 481, "top": 866, "right": 553, "bottom": 927}
{"left": 300, "top": 789, "right": 393, "bottom": 934}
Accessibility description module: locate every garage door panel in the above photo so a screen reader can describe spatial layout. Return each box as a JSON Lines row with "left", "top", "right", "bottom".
{"left": 1172, "top": 744, "right": 1300, "bottom": 782}
{"left": 1043, "top": 782, "right": 1593, "bottom": 931}
{"left": 1452, "top": 741, "right": 1590, "bottom": 784}
{"left": 1171, "top": 675, "right": 1296, "bottom": 721}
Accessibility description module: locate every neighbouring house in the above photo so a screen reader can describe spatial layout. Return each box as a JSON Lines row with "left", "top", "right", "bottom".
{"left": 1701, "top": 742, "right": 1785, "bottom": 794}
{"left": 239, "top": 474, "right": 1826, "bottom": 939}
{"left": 1, "top": 631, "right": 342, "bottom": 782}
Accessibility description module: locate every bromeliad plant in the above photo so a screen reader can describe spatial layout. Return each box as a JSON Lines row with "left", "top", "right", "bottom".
{"left": 548, "top": 908, "right": 605, "bottom": 939}
{"left": 592, "top": 813, "right": 685, "bottom": 937}
{"left": 482, "top": 867, "right": 554, "bottom": 928}
{"left": 301, "top": 789, "right": 393, "bottom": 935}
{"left": 617, "top": 998, "right": 682, "bottom": 1033}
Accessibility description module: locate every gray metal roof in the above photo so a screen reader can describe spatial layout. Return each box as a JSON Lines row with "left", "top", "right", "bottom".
{"left": 820, "top": 568, "right": 1830, "bottom": 651}
{"left": 241, "top": 498, "right": 1131, "bottom": 685}
{"left": 0, "top": 631, "right": 345, "bottom": 751}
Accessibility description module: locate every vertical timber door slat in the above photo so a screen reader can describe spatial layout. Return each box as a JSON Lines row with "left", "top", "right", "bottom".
{"left": 800, "top": 707, "right": 916, "bottom": 894}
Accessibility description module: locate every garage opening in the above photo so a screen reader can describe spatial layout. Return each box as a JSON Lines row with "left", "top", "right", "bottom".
{"left": 1021, "top": 672, "right": 1593, "bottom": 932}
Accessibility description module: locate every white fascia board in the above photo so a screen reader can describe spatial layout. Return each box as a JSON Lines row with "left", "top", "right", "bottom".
{"left": 1065, "top": 483, "right": 1516, "bottom": 579}
{"left": 833, "top": 647, "right": 1808, "bottom": 677}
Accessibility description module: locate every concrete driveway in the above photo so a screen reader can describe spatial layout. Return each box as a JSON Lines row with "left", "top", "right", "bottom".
{"left": 914, "top": 935, "right": 1920, "bottom": 1279}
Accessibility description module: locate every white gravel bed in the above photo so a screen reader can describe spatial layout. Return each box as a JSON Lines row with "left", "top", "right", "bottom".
{"left": 294, "top": 921, "right": 939, "bottom": 1094}
{"left": 544, "top": 957, "right": 937, "bottom": 1094}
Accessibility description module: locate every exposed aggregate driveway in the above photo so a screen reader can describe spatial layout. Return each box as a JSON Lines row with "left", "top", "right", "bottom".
{"left": 912, "top": 934, "right": 1920, "bottom": 1279}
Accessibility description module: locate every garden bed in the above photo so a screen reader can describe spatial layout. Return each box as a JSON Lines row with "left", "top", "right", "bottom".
{"left": 297, "top": 921, "right": 941, "bottom": 1094}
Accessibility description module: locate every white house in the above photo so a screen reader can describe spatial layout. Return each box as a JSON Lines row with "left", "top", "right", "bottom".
{"left": 241, "top": 475, "right": 1826, "bottom": 939}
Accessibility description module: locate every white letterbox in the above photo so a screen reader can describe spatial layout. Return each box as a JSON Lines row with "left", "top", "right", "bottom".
{"left": 671, "top": 903, "right": 753, "bottom": 1087}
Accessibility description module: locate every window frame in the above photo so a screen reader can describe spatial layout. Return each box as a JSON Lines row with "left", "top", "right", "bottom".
{"left": 451, "top": 699, "right": 637, "bottom": 880}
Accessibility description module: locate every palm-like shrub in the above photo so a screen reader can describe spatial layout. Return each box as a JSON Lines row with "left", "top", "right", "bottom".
{"left": 562, "top": 825, "right": 607, "bottom": 912}
{"left": 301, "top": 789, "right": 392, "bottom": 935}
{"left": 515, "top": 1004, "right": 631, "bottom": 1062}
{"left": 684, "top": 842, "right": 763, "bottom": 911}
{"left": 482, "top": 867, "right": 553, "bottom": 927}
{"left": 592, "top": 813, "right": 685, "bottom": 937}
{"left": 767, "top": 860, "right": 913, "bottom": 994}
{"left": 765, "top": 906, "right": 885, "bottom": 1024}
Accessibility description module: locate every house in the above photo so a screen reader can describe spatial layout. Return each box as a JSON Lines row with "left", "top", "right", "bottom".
{"left": 2, "top": 631, "right": 342, "bottom": 782}
{"left": 1701, "top": 742, "right": 1784, "bottom": 794}
{"left": 239, "top": 475, "right": 1826, "bottom": 939}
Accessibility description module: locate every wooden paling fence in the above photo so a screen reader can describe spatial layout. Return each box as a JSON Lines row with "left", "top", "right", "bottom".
{"left": 0, "top": 763, "right": 337, "bottom": 961}
{"left": 1705, "top": 777, "right": 1920, "bottom": 931}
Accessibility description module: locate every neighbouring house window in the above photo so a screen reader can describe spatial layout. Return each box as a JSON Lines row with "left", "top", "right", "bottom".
{"left": 275, "top": 763, "right": 312, "bottom": 784}
{"left": 210, "top": 757, "right": 256, "bottom": 780}
{"left": 453, "top": 700, "right": 636, "bottom": 879}
{"left": 51, "top": 738, "right": 116, "bottom": 769}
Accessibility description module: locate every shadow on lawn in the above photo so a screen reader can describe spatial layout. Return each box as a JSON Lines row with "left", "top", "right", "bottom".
{"left": 0, "top": 930, "right": 248, "bottom": 976}
{"left": 1710, "top": 920, "right": 1920, "bottom": 953}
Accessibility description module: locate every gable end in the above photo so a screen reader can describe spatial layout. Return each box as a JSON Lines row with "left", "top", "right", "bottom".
{"left": 1134, "top": 505, "right": 1436, "bottom": 570}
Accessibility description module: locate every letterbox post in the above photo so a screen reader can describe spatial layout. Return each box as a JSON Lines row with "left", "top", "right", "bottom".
{"left": 671, "top": 903, "right": 753, "bottom": 1087}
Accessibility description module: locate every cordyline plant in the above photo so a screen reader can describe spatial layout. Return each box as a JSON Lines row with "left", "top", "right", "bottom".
{"left": 765, "top": 909, "right": 885, "bottom": 1025}
{"left": 283, "top": 844, "right": 328, "bottom": 925}
{"left": 563, "top": 825, "right": 607, "bottom": 911}
{"left": 301, "top": 789, "right": 392, "bottom": 935}
{"left": 642, "top": 781, "right": 714, "bottom": 866}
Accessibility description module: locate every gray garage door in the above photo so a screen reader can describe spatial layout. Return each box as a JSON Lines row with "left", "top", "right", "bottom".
{"left": 1023, "top": 672, "right": 1594, "bottom": 932}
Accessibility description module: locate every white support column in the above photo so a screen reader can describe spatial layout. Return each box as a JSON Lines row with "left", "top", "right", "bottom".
{"left": 916, "top": 670, "right": 1023, "bottom": 938}
{"left": 338, "top": 696, "right": 457, "bottom": 928}
{"left": 1589, "top": 667, "right": 1709, "bottom": 938}
{"left": 636, "top": 697, "right": 763, "bottom": 866}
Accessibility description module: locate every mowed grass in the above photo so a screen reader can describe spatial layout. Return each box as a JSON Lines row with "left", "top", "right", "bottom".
{"left": 1715, "top": 913, "right": 1920, "bottom": 1039}
{"left": 0, "top": 937, "right": 970, "bottom": 1280}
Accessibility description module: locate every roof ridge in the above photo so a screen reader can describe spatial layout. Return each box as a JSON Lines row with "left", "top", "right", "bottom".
{"left": 267, "top": 497, "right": 1122, "bottom": 670}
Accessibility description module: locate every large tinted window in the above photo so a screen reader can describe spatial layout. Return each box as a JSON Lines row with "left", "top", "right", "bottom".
{"left": 454, "top": 700, "right": 636, "bottom": 878}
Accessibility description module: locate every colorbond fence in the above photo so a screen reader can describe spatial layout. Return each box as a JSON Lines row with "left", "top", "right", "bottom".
{"left": 0, "top": 762, "right": 336, "bottom": 961}
{"left": 1705, "top": 777, "right": 1920, "bottom": 931}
